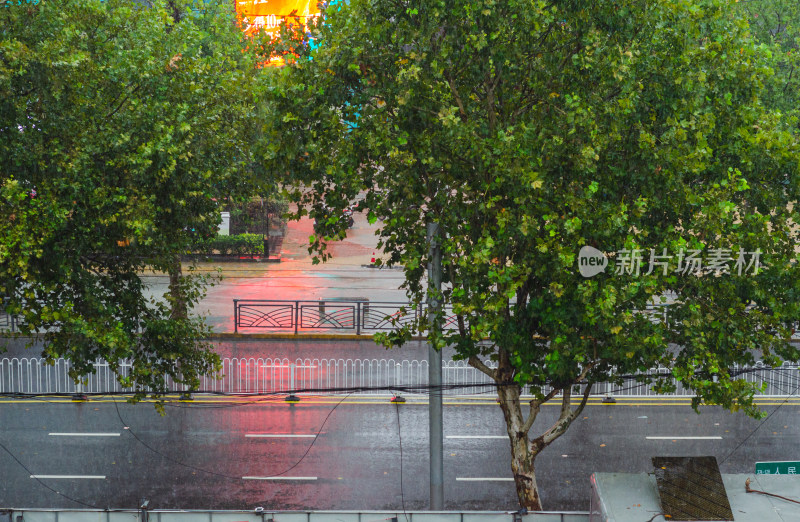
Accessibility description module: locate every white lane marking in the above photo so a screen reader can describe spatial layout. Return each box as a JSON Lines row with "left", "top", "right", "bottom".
{"left": 645, "top": 435, "right": 722, "bottom": 440}
{"left": 242, "top": 476, "right": 318, "bottom": 480}
{"left": 445, "top": 435, "right": 508, "bottom": 439}
{"left": 31, "top": 475, "right": 106, "bottom": 479}
{"left": 48, "top": 433, "right": 120, "bottom": 437}
{"left": 456, "top": 477, "right": 514, "bottom": 481}
{"left": 245, "top": 434, "right": 317, "bottom": 438}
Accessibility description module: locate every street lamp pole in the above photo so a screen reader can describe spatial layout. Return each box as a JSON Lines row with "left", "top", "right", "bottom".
{"left": 427, "top": 221, "right": 444, "bottom": 510}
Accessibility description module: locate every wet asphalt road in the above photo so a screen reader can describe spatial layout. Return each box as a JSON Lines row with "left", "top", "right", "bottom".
{"left": 4, "top": 212, "right": 800, "bottom": 511}
{"left": 1, "top": 396, "right": 798, "bottom": 511}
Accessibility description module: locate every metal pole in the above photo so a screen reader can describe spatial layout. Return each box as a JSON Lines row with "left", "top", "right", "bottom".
{"left": 427, "top": 221, "right": 443, "bottom": 510}
{"left": 356, "top": 301, "right": 361, "bottom": 335}
{"left": 234, "top": 299, "right": 239, "bottom": 334}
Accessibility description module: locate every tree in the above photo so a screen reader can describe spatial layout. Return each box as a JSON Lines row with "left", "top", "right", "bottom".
{"left": 264, "top": 0, "right": 800, "bottom": 509}
{"left": 0, "top": 0, "right": 268, "bottom": 399}
{"left": 227, "top": 196, "right": 289, "bottom": 235}
{"left": 737, "top": 0, "right": 800, "bottom": 117}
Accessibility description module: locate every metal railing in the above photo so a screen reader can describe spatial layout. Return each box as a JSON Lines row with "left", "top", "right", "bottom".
{"left": 234, "top": 299, "right": 446, "bottom": 335}
{"left": 1, "top": 356, "right": 798, "bottom": 397}
{"left": 234, "top": 299, "right": 788, "bottom": 336}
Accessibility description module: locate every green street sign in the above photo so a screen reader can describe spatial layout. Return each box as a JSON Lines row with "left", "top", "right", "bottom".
{"left": 755, "top": 461, "right": 800, "bottom": 475}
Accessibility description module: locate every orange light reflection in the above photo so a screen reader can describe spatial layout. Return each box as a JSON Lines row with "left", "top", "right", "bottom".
{"left": 236, "top": 0, "right": 320, "bottom": 65}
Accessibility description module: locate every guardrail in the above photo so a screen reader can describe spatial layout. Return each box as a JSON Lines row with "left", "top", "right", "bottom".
{"left": 231, "top": 300, "right": 685, "bottom": 335}
{"left": 233, "top": 299, "right": 455, "bottom": 335}
{"left": 1, "top": 356, "right": 797, "bottom": 397}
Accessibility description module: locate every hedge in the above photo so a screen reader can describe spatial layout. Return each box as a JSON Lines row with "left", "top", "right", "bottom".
{"left": 190, "top": 234, "right": 265, "bottom": 256}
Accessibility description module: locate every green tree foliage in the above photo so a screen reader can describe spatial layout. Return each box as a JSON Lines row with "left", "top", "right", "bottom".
{"left": 227, "top": 196, "right": 288, "bottom": 235}
{"left": 265, "top": 0, "right": 800, "bottom": 509}
{"left": 0, "top": 0, "right": 267, "bottom": 399}
{"left": 738, "top": 0, "right": 800, "bottom": 117}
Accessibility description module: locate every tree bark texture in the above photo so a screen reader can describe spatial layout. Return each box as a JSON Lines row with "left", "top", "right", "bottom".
{"left": 472, "top": 349, "right": 594, "bottom": 510}
{"left": 168, "top": 254, "right": 187, "bottom": 320}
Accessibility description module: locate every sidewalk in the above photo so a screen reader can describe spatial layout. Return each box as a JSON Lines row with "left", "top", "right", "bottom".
{"left": 0, "top": 214, "right": 411, "bottom": 356}
{"left": 145, "top": 211, "right": 410, "bottom": 333}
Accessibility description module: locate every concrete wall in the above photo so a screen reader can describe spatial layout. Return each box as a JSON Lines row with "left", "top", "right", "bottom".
{"left": 6, "top": 510, "right": 591, "bottom": 522}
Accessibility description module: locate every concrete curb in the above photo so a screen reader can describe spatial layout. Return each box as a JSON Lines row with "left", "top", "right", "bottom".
{"left": 181, "top": 254, "right": 281, "bottom": 263}
{"left": 0, "top": 333, "right": 429, "bottom": 341}
{"left": 210, "top": 332, "right": 377, "bottom": 341}
{"left": 210, "top": 332, "right": 428, "bottom": 341}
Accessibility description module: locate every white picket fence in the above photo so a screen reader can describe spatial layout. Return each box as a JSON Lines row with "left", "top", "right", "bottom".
{"left": 1, "top": 357, "right": 798, "bottom": 398}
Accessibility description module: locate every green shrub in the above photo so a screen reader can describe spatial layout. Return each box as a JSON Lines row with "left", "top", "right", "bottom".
{"left": 226, "top": 196, "right": 289, "bottom": 235}
{"left": 190, "top": 234, "right": 264, "bottom": 256}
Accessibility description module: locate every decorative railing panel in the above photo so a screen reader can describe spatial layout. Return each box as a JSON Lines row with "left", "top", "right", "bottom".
{"left": 234, "top": 299, "right": 800, "bottom": 338}
{"left": 233, "top": 300, "right": 456, "bottom": 335}
{"left": 300, "top": 303, "right": 356, "bottom": 329}
{"left": 236, "top": 301, "right": 296, "bottom": 329}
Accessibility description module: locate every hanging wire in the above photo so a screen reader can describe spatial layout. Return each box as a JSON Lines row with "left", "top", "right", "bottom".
{"left": 0, "top": 437, "right": 99, "bottom": 508}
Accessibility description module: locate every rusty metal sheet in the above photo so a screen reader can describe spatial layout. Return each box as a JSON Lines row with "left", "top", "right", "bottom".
{"left": 652, "top": 456, "right": 734, "bottom": 521}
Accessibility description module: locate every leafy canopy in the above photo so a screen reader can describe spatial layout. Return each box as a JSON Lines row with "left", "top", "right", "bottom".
{"left": 267, "top": 0, "right": 800, "bottom": 418}
{"left": 0, "top": 0, "right": 268, "bottom": 398}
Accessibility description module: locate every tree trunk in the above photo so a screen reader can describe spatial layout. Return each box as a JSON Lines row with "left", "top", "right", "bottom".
{"left": 512, "top": 452, "right": 541, "bottom": 511}
{"left": 168, "top": 255, "right": 187, "bottom": 320}
{"left": 472, "top": 348, "right": 595, "bottom": 511}
{"left": 495, "top": 351, "right": 544, "bottom": 511}
{"left": 471, "top": 350, "right": 593, "bottom": 511}
{"left": 494, "top": 362, "right": 594, "bottom": 510}
{"left": 508, "top": 416, "right": 542, "bottom": 510}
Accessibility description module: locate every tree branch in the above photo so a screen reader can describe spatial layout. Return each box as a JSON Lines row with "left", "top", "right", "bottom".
{"left": 468, "top": 355, "right": 497, "bottom": 379}
{"left": 445, "top": 72, "right": 468, "bottom": 120}
{"left": 485, "top": 70, "right": 497, "bottom": 133}
{"left": 783, "top": 64, "right": 795, "bottom": 95}
{"left": 105, "top": 84, "right": 141, "bottom": 120}
{"left": 521, "top": 386, "right": 559, "bottom": 434}
{"left": 542, "top": 374, "right": 594, "bottom": 446}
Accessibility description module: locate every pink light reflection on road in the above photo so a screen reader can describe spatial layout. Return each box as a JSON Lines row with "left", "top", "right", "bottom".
{"left": 195, "top": 214, "right": 406, "bottom": 332}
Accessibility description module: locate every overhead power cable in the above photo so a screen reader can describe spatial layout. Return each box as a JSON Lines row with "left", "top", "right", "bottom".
{"left": 718, "top": 378, "right": 800, "bottom": 467}
{"left": 0, "top": 382, "right": 499, "bottom": 402}
{"left": 2, "top": 369, "right": 797, "bottom": 509}
{"left": 2, "top": 364, "right": 798, "bottom": 408}
{"left": 113, "top": 392, "right": 351, "bottom": 483}
{"left": 0, "top": 437, "right": 99, "bottom": 508}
